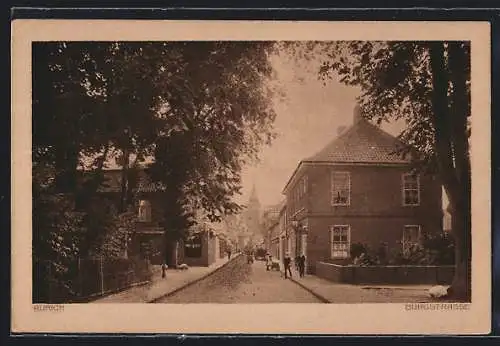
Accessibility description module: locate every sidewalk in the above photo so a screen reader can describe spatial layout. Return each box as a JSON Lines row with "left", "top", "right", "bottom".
{"left": 92, "top": 254, "right": 239, "bottom": 303}
{"left": 286, "top": 271, "right": 436, "bottom": 303}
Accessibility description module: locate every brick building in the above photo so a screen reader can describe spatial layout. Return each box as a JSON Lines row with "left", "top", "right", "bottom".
{"left": 94, "top": 169, "right": 220, "bottom": 267}
{"left": 262, "top": 200, "right": 285, "bottom": 258}
{"left": 282, "top": 105, "right": 443, "bottom": 274}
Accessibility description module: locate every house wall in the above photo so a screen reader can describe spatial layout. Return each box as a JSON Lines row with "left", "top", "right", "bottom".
{"left": 306, "top": 215, "right": 442, "bottom": 273}
{"left": 306, "top": 164, "right": 442, "bottom": 219}
{"left": 285, "top": 164, "right": 442, "bottom": 274}
{"left": 285, "top": 168, "right": 309, "bottom": 221}
{"left": 128, "top": 232, "right": 165, "bottom": 264}
{"left": 270, "top": 238, "right": 280, "bottom": 259}
{"left": 135, "top": 192, "right": 165, "bottom": 223}
{"left": 214, "top": 236, "right": 220, "bottom": 260}
{"left": 208, "top": 232, "right": 217, "bottom": 265}
{"left": 182, "top": 232, "right": 218, "bottom": 267}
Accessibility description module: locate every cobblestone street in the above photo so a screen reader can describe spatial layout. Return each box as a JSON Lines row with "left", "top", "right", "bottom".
{"left": 156, "top": 259, "right": 322, "bottom": 303}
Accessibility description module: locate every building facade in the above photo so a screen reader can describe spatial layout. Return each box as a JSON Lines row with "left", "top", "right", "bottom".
{"left": 282, "top": 105, "right": 443, "bottom": 274}
{"left": 262, "top": 201, "right": 284, "bottom": 258}
{"left": 277, "top": 203, "right": 287, "bottom": 261}
{"left": 96, "top": 169, "right": 220, "bottom": 267}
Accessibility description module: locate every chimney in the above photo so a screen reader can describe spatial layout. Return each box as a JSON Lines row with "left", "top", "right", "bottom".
{"left": 337, "top": 126, "right": 347, "bottom": 136}
{"left": 353, "top": 104, "right": 363, "bottom": 124}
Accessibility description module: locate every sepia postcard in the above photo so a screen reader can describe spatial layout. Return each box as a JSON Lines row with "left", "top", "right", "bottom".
{"left": 11, "top": 19, "right": 491, "bottom": 334}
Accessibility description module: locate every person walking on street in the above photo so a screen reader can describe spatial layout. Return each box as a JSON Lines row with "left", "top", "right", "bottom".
{"left": 298, "top": 254, "right": 306, "bottom": 278}
{"left": 266, "top": 253, "right": 272, "bottom": 271}
{"left": 247, "top": 252, "right": 254, "bottom": 264}
{"left": 283, "top": 253, "right": 292, "bottom": 279}
{"left": 161, "top": 262, "right": 168, "bottom": 279}
{"left": 227, "top": 249, "right": 232, "bottom": 260}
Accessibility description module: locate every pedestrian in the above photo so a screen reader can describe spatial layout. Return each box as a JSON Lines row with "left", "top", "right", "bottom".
{"left": 227, "top": 249, "right": 232, "bottom": 260}
{"left": 247, "top": 252, "right": 253, "bottom": 264}
{"left": 161, "top": 262, "right": 167, "bottom": 279}
{"left": 266, "top": 253, "right": 272, "bottom": 271}
{"left": 283, "top": 252, "right": 292, "bottom": 279}
{"left": 298, "top": 254, "right": 306, "bottom": 278}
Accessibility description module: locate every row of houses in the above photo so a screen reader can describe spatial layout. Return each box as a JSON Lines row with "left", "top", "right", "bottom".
{"left": 265, "top": 105, "right": 445, "bottom": 274}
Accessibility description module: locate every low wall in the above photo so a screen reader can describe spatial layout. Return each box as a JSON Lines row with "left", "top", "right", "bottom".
{"left": 34, "top": 257, "right": 152, "bottom": 304}
{"left": 316, "top": 262, "right": 455, "bottom": 285}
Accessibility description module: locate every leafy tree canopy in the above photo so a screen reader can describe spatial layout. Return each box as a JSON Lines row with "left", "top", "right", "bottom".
{"left": 33, "top": 41, "right": 280, "bottom": 256}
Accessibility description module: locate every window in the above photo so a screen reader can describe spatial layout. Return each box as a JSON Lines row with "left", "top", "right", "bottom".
{"left": 330, "top": 225, "right": 350, "bottom": 259}
{"left": 138, "top": 200, "right": 152, "bottom": 222}
{"left": 402, "top": 225, "right": 421, "bottom": 254}
{"left": 402, "top": 173, "right": 420, "bottom": 206}
{"left": 303, "top": 175, "right": 308, "bottom": 194}
{"left": 185, "top": 235, "right": 202, "bottom": 258}
{"left": 331, "top": 172, "right": 350, "bottom": 206}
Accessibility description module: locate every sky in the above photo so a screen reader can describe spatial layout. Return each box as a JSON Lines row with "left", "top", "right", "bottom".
{"left": 236, "top": 50, "right": 406, "bottom": 209}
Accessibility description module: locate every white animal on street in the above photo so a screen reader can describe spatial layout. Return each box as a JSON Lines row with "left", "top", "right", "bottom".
{"left": 178, "top": 263, "right": 189, "bottom": 270}
{"left": 428, "top": 285, "right": 449, "bottom": 298}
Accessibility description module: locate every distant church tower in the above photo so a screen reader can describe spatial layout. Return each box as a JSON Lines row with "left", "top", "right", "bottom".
{"left": 244, "top": 184, "right": 261, "bottom": 235}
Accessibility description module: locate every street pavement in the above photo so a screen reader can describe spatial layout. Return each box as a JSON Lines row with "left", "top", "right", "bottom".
{"left": 290, "top": 274, "right": 435, "bottom": 303}
{"left": 92, "top": 253, "right": 436, "bottom": 304}
{"left": 92, "top": 255, "right": 236, "bottom": 303}
{"left": 155, "top": 259, "right": 323, "bottom": 303}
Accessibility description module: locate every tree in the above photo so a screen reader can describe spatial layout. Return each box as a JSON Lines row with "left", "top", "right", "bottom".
{"left": 145, "top": 42, "right": 278, "bottom": 252}
{"left": 298, "top": 41, "right": 471, "bottom": 300}
{"left": 33, "top": 41, "right": 278, "bottom": 266}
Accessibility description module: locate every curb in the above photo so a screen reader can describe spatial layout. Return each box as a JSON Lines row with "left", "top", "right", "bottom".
{"left": 148, "top": 253, "right": 242, "bottom": 303}
{"left": 288, "top": 276, "right": 331, "bottom": 304}
{"left": 84, "top": 280, "right": 151, "bottom": 303}
{"left": 361, "top": 286, "right": 433, "bottom": 291}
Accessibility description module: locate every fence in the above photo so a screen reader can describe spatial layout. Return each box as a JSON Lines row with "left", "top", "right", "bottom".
{"left": 316, "top": 261, "right": 455, "bottom": 285}
{"left": 33, "top": 256, "right": 152, "bottom": 304}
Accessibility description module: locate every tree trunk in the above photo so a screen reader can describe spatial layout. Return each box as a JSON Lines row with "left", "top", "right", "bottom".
{"left": 164, "top": 237, "right": 179, "bottom": 267}
{"left": 447, "top": 203, "right": 472, "bottom": 301}
{"left": 54, "top": 144, "right": 80, "bottom": 194}
{"left": 428, "top": 42, "right": 471, "bottom": 302}
{"left": 446, "top": 42, "right": 472, "bottom": 302}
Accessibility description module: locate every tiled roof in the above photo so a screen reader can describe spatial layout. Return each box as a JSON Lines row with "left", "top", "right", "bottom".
{"left": 305, "top": 119, "right": 410, "bottom": 164}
